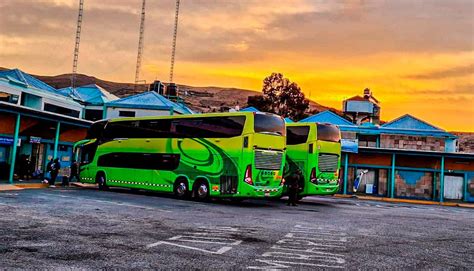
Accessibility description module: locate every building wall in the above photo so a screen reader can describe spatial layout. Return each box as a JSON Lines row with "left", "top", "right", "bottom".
{"left": 395, "top": 171, "right": 433, "bottom": 200}
{"left": 380, "top": 134, "right": 445, "bottom": 152}
{"left": 341, "top": 131, "right": 357, "bottom": 139}
{"left": 106, "top": 108, "right": 172, "bottom": 119}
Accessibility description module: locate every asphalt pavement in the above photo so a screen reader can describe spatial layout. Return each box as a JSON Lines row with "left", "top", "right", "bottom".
{"left": 0, "top": 187, "right": 473, "bottom": 270}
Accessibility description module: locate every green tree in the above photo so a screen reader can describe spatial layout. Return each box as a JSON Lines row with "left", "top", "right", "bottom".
{"left": 248, "top": 73, "right": 309, "bottom": 120}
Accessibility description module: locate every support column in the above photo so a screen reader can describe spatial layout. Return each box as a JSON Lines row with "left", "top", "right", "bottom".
{"left": 169, "top": 107, "right": 174, "bottom": 116}
{"left": 343, "top": 153, "right": 349, "bottom": 195}
{"left": 8, "top": 114, "right": 21, "bottom": 183}
{"left": 440, "top": 155, "right": 445, "bottom": 203}
{"left": 53, "top": 122, "right": 61, "bottom": 159}
{"left": 433, "top": 173, "right": 437, "bottom": 200}
{"left": 102, "top": 105, "right": 107, "bottom": 119}
{"left": 390, "top": 153, "right": 396, "bottom": 198}
{"left": 464, "top": 173, "right": 468, "bottom": 203}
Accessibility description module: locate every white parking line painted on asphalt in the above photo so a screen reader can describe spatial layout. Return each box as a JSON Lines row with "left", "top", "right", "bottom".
{"left": 247, "top": 224, "right": 348, "bottom": 269}
{"left": 146, "top": 226, "right": 243, "bottom": 254}
{"left": 146, "top": 241, "right": 234, "bottom": 254}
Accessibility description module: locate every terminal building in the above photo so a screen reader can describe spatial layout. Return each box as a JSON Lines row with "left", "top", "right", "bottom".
{"left": 0, "top": 69, "right": 193, "bottom": 184}
{"left": 300, "top": 90, "right": 474, "bottom": 203}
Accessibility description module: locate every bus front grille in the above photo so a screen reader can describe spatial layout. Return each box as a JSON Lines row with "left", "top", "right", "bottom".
{"left": 255, "top": 150, "right": 283, "bottom": 170}
{"left": 318, "top": 154, "right": 339, "bottom": 172}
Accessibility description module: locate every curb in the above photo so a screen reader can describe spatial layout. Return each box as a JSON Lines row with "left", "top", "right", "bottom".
{"left": 333, "top": 194, "right": 473, "bottom": 208}
{"left": 71, "top": 182, "right": 97, "bottom": 188}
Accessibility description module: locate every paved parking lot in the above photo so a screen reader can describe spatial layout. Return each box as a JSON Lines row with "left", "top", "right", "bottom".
{"left": 1, "top": 187, "right": 473, "bottom": 269}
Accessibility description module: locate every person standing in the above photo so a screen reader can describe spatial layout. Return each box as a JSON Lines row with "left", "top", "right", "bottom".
{"left": 286, "top": 169, "right": 302, "bottom": 206}
{"left": 49, "top": 158, "right": 61, "bottom": 188}
{"left": 70, "top": 159, "right": 79, "bottom": 182}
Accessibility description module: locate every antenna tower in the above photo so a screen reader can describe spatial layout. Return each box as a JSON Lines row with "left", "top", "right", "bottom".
{"left": 134, "top": 0, "right": 146, "bottom": 90}
{"left": 169, "top": 0, "right": 180, "bottom": 83}
{"left": 71, "top": 0, "right": 84, "bottom": 89}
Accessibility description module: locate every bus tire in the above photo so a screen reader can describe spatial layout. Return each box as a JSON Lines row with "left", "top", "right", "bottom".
{"left": 174, "top": 179, "right": 189, "bottom": 199}
{"left": 97, "top": 173, "right": 108, "bottom": 191}
{"left": 194, "top": 179, "right": 209, "bottom": 201}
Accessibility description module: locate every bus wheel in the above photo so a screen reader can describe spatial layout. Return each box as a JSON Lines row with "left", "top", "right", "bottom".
{"left": 194, "top": 180, "right": 209, "bottom": 201}
{"left": 97, "top": 174, "right": 108, "bottom": 191}
{"left": 174, "top": 179, "right": 189, "bottom": 199}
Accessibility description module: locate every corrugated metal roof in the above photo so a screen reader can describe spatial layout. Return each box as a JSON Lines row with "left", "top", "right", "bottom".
{"left": 0, "top": 69, "right": 60, "bottom": 94}
{"left": 105, "top": 91, "right": 189, "bottom": 114}
{"left": 299, "top": 110, "right": 455, "bottom": 138}
{"left": 58, "top": 84, "right": 118, "bottom": 105}
{"left": 284, "top": 117, "right": 294, "bottom": 123}
{"left": 382, "top": 114, "right": 443, "bottom": 131}
{"left": 300, "top": 110, "right": 356, "bottom": 126}
{"left": 240, "top": 106, "right": 260, "bottom": 112}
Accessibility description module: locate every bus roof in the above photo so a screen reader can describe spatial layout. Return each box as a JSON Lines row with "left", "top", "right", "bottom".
{"left": 106, "top": 111, "right": 281, "bottom": 123}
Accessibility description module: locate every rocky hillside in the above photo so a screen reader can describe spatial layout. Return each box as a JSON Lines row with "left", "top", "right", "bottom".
{"left": 33, "top": 72, "right": 336, "bottom": 115}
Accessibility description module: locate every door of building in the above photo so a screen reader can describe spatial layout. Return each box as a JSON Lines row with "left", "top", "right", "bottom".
{"left": 31, "top": 143, "right": 45, "bottom": 176}
{"left": 444, "top": 175, "right": 464, "bottom": 200}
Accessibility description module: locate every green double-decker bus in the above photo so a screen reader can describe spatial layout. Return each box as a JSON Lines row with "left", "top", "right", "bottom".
{"left": 74, "top": 112, "right": 286, "bottom": 200}
{"left": 284, "top": 122, "right": 341, "bottom": 197}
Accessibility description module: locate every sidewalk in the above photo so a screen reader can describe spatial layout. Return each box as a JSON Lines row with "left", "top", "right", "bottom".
{"left": 333, "top": 194, "right": 474, "bottom": 208}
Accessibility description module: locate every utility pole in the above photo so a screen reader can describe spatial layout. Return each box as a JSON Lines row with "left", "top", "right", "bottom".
{"left": 169, "top": 0, "right": 180, "bottom": 83}
{"left": 134, "top": 0, "right": 146, "bottom": 91}
{"left": 71, "top": 0, "right": 84, "bottom": 89}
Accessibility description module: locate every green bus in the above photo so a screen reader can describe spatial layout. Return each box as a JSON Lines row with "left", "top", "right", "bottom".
{"left": 74, "top": 112, "right": 286, "bottom": 200}
{"left": 284, "top": 122, "right": 341, "bottom": 197}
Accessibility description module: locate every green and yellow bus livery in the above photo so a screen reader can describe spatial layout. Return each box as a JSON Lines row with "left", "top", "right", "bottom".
{"left": 285, "top": 122, "right": 341, "bottom": 197}
{"left": 74, "top": 112, "right": 286, "bottom": 200}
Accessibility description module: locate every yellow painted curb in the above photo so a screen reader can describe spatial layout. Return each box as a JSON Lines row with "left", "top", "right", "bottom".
{"left": 71, "top": 182, "right": 97, "bottom": 188}
{"left": 14, "top": 183, "right": 48, "bottom": 189}
{"left": 0, "top": 184, "right": 24, "bottom": 191}
{"left": 458, "top": 203, "right": 474, "bottom": 209}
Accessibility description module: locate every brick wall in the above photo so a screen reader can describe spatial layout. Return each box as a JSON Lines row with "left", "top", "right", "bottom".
{"left": 380, "top": 134, "right": 445, "bottom": 151}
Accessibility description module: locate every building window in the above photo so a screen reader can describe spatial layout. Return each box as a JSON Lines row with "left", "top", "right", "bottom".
{"left": 85, "top": 109, "right": 103, "bottom": 121}
{"left": 0, "top": 91, "right": 19, "bottom": 104}
{"left": 44, "top": 103, "right": 80, "bottom": 118}
{"left": 119, "top": 111, "right": 136, "bottom": 117}
{"left": 358, "top": 135, "right": 378, "bottom": 147}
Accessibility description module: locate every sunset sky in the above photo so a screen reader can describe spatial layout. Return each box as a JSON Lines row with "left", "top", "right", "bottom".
{"left": 1, "top": 0, "right": 473, "bottom": 131}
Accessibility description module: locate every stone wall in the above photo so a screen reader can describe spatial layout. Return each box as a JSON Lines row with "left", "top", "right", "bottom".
{"left": 380, "top": 134, "right": 445, "bottom": 151}
{"left": 395, "top": 171, "right": 433, "bottom": 199}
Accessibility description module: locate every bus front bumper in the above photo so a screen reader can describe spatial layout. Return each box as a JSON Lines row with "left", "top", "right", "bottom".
{"left": 237, "top": 186, "right": 283, "bottom": 198}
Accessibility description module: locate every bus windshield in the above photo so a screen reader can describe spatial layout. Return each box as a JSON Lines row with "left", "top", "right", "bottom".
{"left": 286, "top": 126, "right": 310, "bottom": 145}
{"left": 254, "top": 113, "right": 285, "bottom": 136}
{"left": 86, "top": 120, "right": 107, "bottom": 139}
{"left": 317, "top": 124, "right": 340, "bottom": 142}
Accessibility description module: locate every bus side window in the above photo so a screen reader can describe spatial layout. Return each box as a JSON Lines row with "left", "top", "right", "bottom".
{"left": 308, "top": 143, "right": 314, "bottom": 154}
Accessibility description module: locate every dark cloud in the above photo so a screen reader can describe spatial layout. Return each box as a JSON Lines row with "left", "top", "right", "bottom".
{"left": 406, "top": 64, "right": 474, "bottom": 80}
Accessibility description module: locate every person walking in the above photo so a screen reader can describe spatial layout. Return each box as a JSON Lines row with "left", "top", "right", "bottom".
{"left": 286, "top": 169, "right": 302, "bottom": 206}
{"left": 43, "top": 158, "right": 54, "bottom": 184}
{"left": 49, "top": 158, "right": 61, "bottom": 188}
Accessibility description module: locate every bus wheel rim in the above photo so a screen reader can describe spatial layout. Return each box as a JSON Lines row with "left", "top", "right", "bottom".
{"left": 176, "top": 183, "right": 186, "bottom": 195}
{"left": 198, "top": 184, "right": 208, "bottom": 197}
